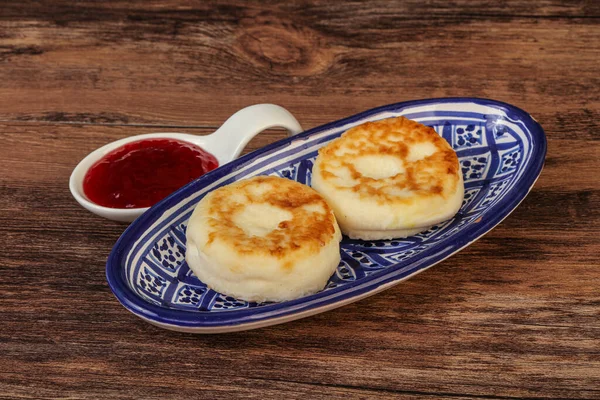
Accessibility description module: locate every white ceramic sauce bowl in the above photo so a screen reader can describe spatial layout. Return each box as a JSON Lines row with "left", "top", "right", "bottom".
{"left": 69, "top": 104, "right": 303, "bottom": 222}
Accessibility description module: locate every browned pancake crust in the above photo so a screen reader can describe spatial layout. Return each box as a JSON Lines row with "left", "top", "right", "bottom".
{"left": 317, "top": 117, "right": 460, "bottom": 203}
{"left": 203, "top": 176, "right": 337, "bottom": 259}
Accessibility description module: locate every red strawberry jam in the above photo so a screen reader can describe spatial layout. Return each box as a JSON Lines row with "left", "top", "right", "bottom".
{"left": 83, "top": 138, "right": 218, "bottom": 209}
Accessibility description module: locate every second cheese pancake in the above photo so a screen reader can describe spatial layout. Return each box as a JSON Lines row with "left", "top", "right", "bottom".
{"left": 312, "top": 117, "right": 464, "bottom": 240}
{"left": 185, "top": 176, "right": 342, "bottom": 302}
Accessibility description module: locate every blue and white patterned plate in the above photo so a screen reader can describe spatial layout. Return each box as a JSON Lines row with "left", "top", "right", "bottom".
{"left": 106, "top": 98, "right": 546, "bottom": 333}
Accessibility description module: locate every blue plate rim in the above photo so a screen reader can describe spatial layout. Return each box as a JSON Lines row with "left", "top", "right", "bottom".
{"left": 106, "top": 97, "right": 547, "bottom": 329}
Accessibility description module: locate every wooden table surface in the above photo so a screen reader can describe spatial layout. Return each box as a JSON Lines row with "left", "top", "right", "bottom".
{"left": 1, "top": 1, "right": 599, "bottom": 399}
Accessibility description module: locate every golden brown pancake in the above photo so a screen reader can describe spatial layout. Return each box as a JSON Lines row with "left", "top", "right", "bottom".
{"left": 311, "top": 117, "right": 464, "bottom": 239}
{"left": 185, "top": 176, "right": 342, "bottom": 302}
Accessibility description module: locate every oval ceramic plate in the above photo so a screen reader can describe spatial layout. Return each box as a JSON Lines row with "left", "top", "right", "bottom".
{"left": 106, "top": 98, "right": 546, "bottom": 333}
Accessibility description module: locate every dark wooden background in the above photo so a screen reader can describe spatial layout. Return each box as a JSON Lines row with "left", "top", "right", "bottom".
{"left": 1, "top": 1, "right": 599, "bottom": 399}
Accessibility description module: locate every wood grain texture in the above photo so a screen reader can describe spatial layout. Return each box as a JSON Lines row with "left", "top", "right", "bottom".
{"left": 1, "top": 0, "right": 599, "bottom": 127}
{"left": 0, "top": 1, "right": 599, "bottom": 399}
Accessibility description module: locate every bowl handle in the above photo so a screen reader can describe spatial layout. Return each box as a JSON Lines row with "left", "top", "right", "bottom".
{"left": 205, "top": 104, "right": 303, "bottom": 162}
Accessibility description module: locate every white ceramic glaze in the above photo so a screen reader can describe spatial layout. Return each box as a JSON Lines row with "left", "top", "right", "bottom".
{"left": 69, "top": 104, "right": 303, "bottom": 222}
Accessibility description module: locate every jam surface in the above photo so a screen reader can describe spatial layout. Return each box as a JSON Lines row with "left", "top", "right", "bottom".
{"left": 83, "top": 138, "right": 218, "bottom": 209}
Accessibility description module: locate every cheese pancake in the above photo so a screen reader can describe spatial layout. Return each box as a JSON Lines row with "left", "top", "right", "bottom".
{"left": 185, "top": 176, "right": 342, "bottom": 302}
{"left": 311, "top": 117, "right": 464, "bottom": 240}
